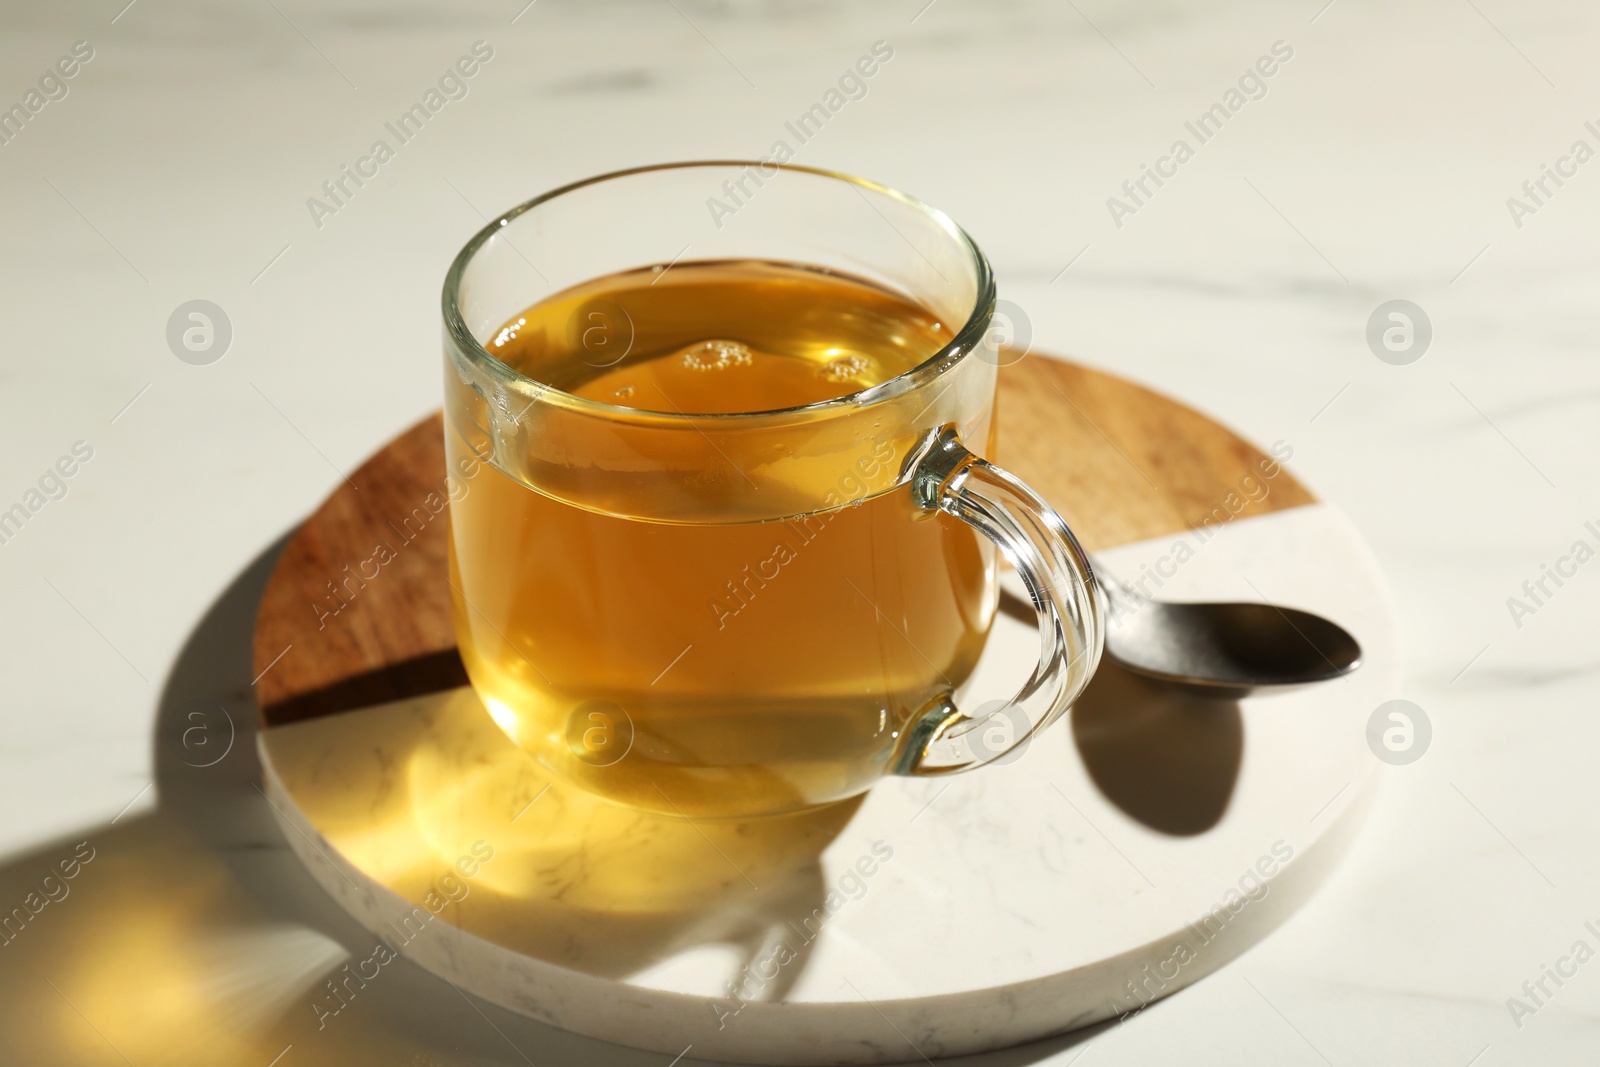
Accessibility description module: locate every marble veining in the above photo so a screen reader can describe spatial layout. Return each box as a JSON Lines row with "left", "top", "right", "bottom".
{"left": 3, "top": 0, "right": 1596, "bottom": 1062}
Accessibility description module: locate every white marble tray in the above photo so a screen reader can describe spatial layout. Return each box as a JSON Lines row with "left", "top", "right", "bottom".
{"left": 258, "top": 501, "right": 1398, "bottom": 1064}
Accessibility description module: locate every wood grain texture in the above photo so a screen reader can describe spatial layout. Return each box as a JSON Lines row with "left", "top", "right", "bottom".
{"left": 252, "top": 415, "right": 467, "bottom": 726}
{"left": 253, "top": 355, "right": 1313, "bottom": 727}
{"left": 994, "top": 357, "right": 1313, "bottom": 552}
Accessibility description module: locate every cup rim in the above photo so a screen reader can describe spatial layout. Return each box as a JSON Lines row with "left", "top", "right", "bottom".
{"left": 441, "top": 161, "right": 996, "bottom": 424}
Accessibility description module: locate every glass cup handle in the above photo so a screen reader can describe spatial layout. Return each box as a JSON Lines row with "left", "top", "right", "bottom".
{"left": 893, "top": 428, "right": 1106, "bottom": 776}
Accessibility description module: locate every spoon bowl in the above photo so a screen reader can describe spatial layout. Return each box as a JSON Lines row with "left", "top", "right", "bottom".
{"left": 1101, "top": 589, "right": 1362, "bottom": 699}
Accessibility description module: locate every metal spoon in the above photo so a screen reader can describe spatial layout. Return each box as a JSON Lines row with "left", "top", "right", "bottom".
{"left": 998, "top": 568, "right": 1363, "bottom": 698}
{"left": 1096, "top": 577, "right": 1362, "bottom": 699}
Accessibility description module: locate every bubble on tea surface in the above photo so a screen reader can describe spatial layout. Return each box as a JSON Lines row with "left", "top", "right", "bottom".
{"left": 818, "top": 353, "right": 874, "bottom": 383}
{"left": 678, "top": 339, "right": 753, "bottom": 371}
{"left": 612, "top": 385, "right": 635, "bottom": 399}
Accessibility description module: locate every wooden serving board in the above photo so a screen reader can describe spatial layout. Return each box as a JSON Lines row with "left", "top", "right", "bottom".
{"left": 252, "top": 355, "right": 1312, "bottom": 726}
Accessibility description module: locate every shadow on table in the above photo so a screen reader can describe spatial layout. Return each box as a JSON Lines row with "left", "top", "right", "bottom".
{"left": 1070, "top": 661, "right": 1242, "bottom": 835}
{"left": 999, "top": 589, "right": 1243, "bottom": 835}
{"left": 0, "top": 533, "right": 1113, "bottom": 1067}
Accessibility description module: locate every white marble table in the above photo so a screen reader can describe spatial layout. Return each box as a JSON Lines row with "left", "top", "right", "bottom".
{"left": 1, "top": 1, "right": 1596, "bottom": 1064}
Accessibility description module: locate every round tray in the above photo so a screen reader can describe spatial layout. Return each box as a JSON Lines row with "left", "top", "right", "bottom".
{"left": 251, "top": 354, "right": 1397, "bottom": 1065}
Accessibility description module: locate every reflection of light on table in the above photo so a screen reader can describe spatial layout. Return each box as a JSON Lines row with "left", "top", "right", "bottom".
{"left": 68, "top": 922, "right": 346, "bottom": 1059}
{"left": 0, "top": 814, "right": 362, "bottom": 1065}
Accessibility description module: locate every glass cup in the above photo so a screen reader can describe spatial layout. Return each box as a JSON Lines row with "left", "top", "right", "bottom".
{"left": 442, "top": 162, "right": 1104, "bottom": 819}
